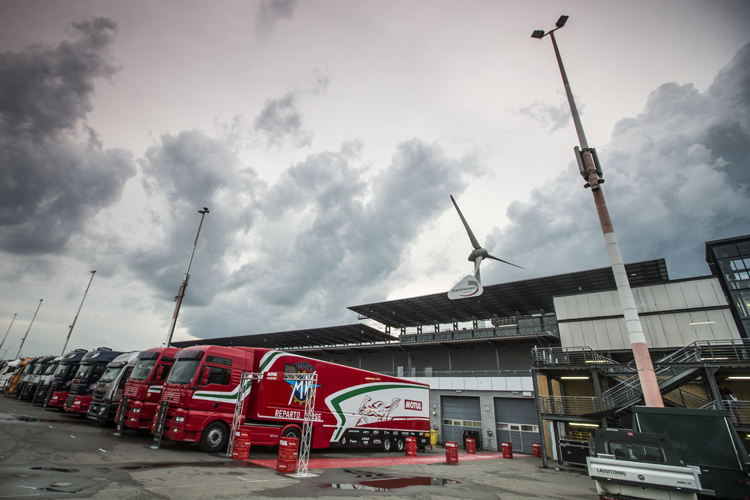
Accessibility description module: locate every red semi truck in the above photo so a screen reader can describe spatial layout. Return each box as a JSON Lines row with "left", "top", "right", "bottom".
{"left": 154, "top": 345, "right": 431, "bottom": 453}
{"left": 119, "top": 347, "right": 178, "bottom": 430}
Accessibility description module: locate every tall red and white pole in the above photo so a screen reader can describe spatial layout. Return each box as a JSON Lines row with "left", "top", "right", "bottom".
{"left": 534, "top": 18, "right": 663, "bottom": 407}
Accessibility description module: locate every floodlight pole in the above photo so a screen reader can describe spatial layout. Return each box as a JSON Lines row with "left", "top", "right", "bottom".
{"left": 17, "top": 299, "right": 43, "bottom": 359}
{"left": 61, "top": 270, "right": 97, "bottom": 356}
{"left": 0, "top": 314, "right": 17, "bottom": 359}
{"left": 532, "top": 17, "right": 663, "bottom": 408}
{"left": 165, "top": 207, "right": 210, "bottom": 347}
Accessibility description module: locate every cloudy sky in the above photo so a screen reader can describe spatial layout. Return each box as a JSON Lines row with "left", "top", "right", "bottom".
{"left": 1, "top": 0, "right": 749, "bottom": 358}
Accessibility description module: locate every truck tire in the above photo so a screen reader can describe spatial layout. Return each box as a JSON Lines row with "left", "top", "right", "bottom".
{"left": 199, "top": 421, "right": 229, "bottom": 453}
{"left": 281, "top": 426, "right": 301, "bottom": 440}
{"left": 395, "top": 437, "right": 405, "bottom": 452}
{"left": 382, "top": 437, "right": 393, "bottom": 452}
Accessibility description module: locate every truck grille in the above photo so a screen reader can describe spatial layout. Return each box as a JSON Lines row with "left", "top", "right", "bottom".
{"left": 163, "top": 390, "right": 180, "bottom": 403}
{"left": 65, "top": 392, "right": 76, "bottom": 408}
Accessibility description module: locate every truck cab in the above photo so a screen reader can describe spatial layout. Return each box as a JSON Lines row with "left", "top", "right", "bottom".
{"left": 4, "top": 357, "right": 30, "bottom": 396}
{"left": 64, "top": 348, "right": 123, "bottom": 414}
{"left": 0, "top": 360, "right": 20, "bottom": 392}
{"left": 31, "top": 356, "right": 61, "bottom": 405}
{"left": 20, "top": 356, "right": 55, "bottom": 401}
{"left": 120, "top": 347, "right": 178, "bottom": 430}
{"left": 154, "top": 345, "right": 254, "bottom": 453}
{"left": 87, "top": 351, "right": 140, "bottom": 424}
{"left": 46, "top": 349, "right": 88, "bottom": 408}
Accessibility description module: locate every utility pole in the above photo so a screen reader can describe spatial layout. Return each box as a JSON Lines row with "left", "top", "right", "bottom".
{"left": 531, "top": 16, "right": 663, "bottom": 407}
{"left": 61, "top": 270, "right": 97, "bottom": 356}
{"left": 17, "top": 299, "right": 43, "bottom": 359}
{"left": 165, "top": 207, "right": 210, "bottom": 347}
{"left": 0, "top": 314, "right": 17, "bottom": 359}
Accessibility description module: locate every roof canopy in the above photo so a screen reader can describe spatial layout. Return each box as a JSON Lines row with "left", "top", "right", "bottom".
{"left": 172, "top": 324, "right": 397, "bottom": 349}
{"left": 348, "top": 259, "right": 669, "bottom": 329}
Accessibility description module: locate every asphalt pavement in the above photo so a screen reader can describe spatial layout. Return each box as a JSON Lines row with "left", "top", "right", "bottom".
{"left": 0, "top": 396, "right": 598, "bottom": 499}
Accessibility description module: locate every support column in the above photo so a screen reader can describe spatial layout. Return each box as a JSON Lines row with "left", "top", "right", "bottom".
{"left": 532, "top": 368, "right": 549, "bottom": 468}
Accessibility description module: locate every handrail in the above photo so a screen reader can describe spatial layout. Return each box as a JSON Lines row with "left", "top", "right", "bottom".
{"left": 539, "top": 395, "right": 599, "bottom": 416}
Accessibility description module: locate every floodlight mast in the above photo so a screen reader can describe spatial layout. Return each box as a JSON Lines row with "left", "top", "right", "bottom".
{"left": 531, "top": 16, "right": 663, "bottom": 408}
{"left": 61, "top": 270, "right": 97, "bottom": 356}
{"left": 165, "top": 207, "right": 210, "bottom": 347}
{"left": 17, "top": 299, "right": 43, "bottom": 359}
{"left": 0, "top": 313, "right": 17, "bottom": 359}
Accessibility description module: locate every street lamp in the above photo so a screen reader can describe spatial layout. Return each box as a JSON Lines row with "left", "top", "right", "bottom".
{"left": 0, "top": 313, "right": 17, "bottom": 359}
{"left": 164, "top": 207, "right": 210, "bottom": 347}
{"left": 61, "top": 270, "right": 97, "bottom": 355}
{"left": 17, "top": 299, "right": 43, "bottom": 359}
{"left": 531, "top": 16, "right": 664, "bottom": 408}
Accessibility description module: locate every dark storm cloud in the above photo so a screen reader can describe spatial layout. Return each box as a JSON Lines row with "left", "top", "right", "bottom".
{"left": 154, "top": 137, "right": 479, "bottom": 338}
{"left": 0, "top": 17, "right": 135, "bottom": 254}
{"left": 516, "top": 97, "right": 574, "bottom": 132}
{"left": 255, "top": 0, "right": 300, "bottom": 38}
{"left": 253, "top": 92, "right": 312, "bottom": 149}
{"left": 131, "top": 129, "right": 263, "bottom": 306}
{"left": 484, "top": 43, "right": 750, "bottom": 284}
{"left": 253, "top": 71, "right": 327, "bottom": 149}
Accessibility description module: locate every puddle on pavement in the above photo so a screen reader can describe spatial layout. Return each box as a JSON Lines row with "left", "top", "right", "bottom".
{"left": 321, "top": 470, "right": 459, "bottom": 491}
{"left": 30, "top": 467, "right": 80, "bottom": 473}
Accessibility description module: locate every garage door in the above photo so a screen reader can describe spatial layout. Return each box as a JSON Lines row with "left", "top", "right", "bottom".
{"left": 494, "top": 398, "right": 539, "bottom": 453}
{"left": 441, "top": 396, "right": 481, "bottom": 447}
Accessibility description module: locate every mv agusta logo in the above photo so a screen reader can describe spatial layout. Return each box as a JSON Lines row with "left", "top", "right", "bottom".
{"left": 285, "top": 362, "right": 320, "bottom": 405}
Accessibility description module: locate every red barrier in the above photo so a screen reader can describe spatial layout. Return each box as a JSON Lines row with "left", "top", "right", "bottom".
{"left": 502, "top": 441, "right": 513, "bottom": 459}
{"left": 466, "top": 438, "right": 476, "bottom": 454}
{"left": 446, "top": 441, "right": 459, "bottom": 464}
{"left": 231, "top": 428, "right": 252, "bottom": 460}
{"left": 405, "top": 436, "right": 417, "bottom": 456}
{"left": 532, "top": 442, "right": 542, "bottom": 458}
{"left": 276, "top": 437, "right": 299, "bottom": 473}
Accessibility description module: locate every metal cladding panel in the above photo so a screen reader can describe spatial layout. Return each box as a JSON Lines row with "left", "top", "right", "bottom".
{"left": 676, "top": 282, "right": 700, "bottom": 309}
{"left": 675, "top": 313, "right": 701, "bottom": 345}
{"left": 576, "top": 295, "right": 592, "bottom": 318}
{"left": 665, "top": 283, "right": 689, "bottom": 310}
{"left": 463, "top": 378, "right": 478, "bottom": 391}
{"left": 635, "top": 286, "right": 657, "bottom": 313}
{"left": 553, "top": 297, "right": 568, "bottom": 320}
{"left": 587, "top": 293, "right": 604, "bottom": 318}
{"left": 558, "top": 322, "right": 576, "bottom": 349}
{"left": 564, "top": 296, "right": 580, "bottom": 320}
{"left": 592, "top": 319, "right": 612, "bottom": 351}
{"left": 696, "top": 278, "right": 726, "bottom": 307}
{"left": 451, "top": 378, "right": 465, "bottom": 391}
{"left": 477, "top": 377, "right": 492, "bottom": 391}
{"left": 506, "top": 377, "right": 523, "bottom": 391}
{"left": 658, "top": 314, "right": 682, "bottom": 347}
{"left": 609, "top": 318, "right": 630, "bottom": 351}
{"left": 521, "top": 378, "right": 533, "bottom": 391}
{"left": 643, "top": 313, "right": 668, "bottom": 348}
{"left": 580, "top": 321, "right": 599, "bottom": 350}
{"left": 491, "top": 377, "right": 507, "bottom": 391}
{"left": 717, "top": 309, "right": 742, "bottom": 338}
{"left": 652, "top": 285, "right": 672, "bottom": 311}
{"left": 600, "top": 290, "right": 618, "bottom": 316}
{"left": 570, "top": 321, "right": 587, "bottom": 348}
{"left": 438, "top": 377, "right": 452, "bottom": 390}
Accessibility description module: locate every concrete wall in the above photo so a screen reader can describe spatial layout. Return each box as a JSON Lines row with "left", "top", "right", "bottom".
{"left": 554, "top": 277, "right": 741, "bottom": 349}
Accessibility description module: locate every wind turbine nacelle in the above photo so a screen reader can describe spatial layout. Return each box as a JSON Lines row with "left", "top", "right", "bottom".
{"left": 469, "top": 248, "right": 488, "bottom": 262}
{"left": 448, "top": 275, "right": 484, "bottom": 300}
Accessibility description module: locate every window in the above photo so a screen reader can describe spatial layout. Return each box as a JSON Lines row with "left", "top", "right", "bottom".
{"left": 284, "top": 363, "right": 298, "bottom": 374}
{"left": 207, "top": 365, "right": 231, "bottom": 386}
{"left": 206, "top": 356, "right": 232, "bottom": 367}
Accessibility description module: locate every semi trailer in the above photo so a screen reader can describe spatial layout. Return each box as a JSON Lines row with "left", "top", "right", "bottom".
{"left": 153, "top": 346, "right": 431, "bottom": 453}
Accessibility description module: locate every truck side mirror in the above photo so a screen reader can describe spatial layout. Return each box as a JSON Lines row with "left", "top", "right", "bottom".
{"left": 155, "top": 365, "right": 164, "bottom": 381}
{"left": 200, "top": 366, "right": 210, "bottom": 386}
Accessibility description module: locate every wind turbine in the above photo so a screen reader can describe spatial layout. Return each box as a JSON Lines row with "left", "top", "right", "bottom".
{"left": 450, "top": 195, "right": 522, "bottom": 285}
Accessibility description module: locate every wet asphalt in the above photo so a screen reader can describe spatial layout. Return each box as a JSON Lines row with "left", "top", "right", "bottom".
{"left": 0, "top": 396, "right": 598, "bottom": 499}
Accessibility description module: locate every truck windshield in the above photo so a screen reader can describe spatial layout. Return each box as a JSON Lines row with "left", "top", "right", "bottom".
{"left": 99, "top": 366, "right": 123, "bottom": 383}
{"left": 130, "top": 359, "right": 156, "bottom": 381}
{"left": 166, "top": 359, "right": 200, "bottom": 385}
{"left": 43, "top": 363, "right": 58, "bottom": 375}
{"left": 74, "top": 364, "right": 94, "bottom": 380}
{"left": 53, "top": 364, "right": 68, "bottom": 377}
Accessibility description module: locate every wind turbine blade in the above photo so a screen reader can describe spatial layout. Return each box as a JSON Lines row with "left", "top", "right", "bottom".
{"left": 474, "top": 255, "right": 483, "bottom": 284}
{"left": 450, "top": 195, "right": 481, "bottom": 250}
{"left": 486, "top": 254, "right": 524, "bottom": 269}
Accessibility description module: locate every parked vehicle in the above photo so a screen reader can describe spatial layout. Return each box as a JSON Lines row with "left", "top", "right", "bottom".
{"left": 19, "top": 356, "right": 56, "bottom": 401}
{"left": 47, "top": 349, "right": 89, "bottom": 408}
{"left": 31, "top": 356, "right": 62, "bottom": 405}
{"left": 3, "top": 357, "right": 30, "bottom": 396}
{"left": 87, "top": 351, "right": 140, "bottom": 424}
{"left": 0, "top": 360, "right": 20, "bottom": 392}
{"left": 153, "top": 346, "right": 431, "bottom": 453}
{"left": 120, "top": 347, "right": 178, "bottom": 430}
{"left": 64, "top": 348, "right": 123, "bottom": 415}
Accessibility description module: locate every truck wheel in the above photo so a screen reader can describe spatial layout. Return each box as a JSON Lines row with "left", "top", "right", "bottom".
{"left": 382, "top": 438, "right": 393, "bottom": 452}
{"left": 281, "top": 426, "right": 301, "bottom": 440}
{"left": 199, "top": 421, "right": 229, "bottom": 453}
{"left": 395, "top": 437, "right": 405, "bottom": 452}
